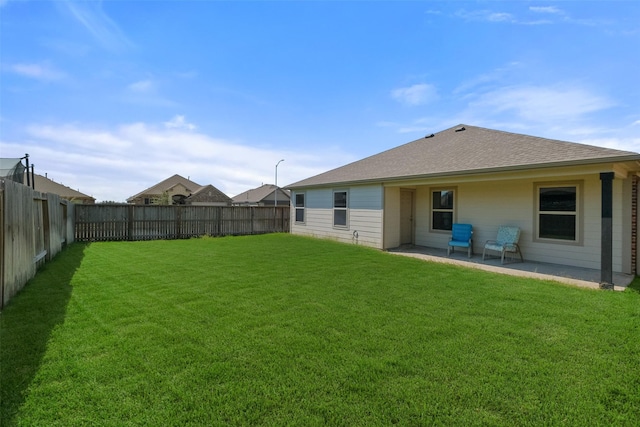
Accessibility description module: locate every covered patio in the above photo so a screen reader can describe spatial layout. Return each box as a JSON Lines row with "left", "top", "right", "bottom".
{"left": 387, "top": 245, "right": 635, "bottom": 291}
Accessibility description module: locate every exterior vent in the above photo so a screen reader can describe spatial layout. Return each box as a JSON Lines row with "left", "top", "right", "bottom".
{"left": 455, "top": 126, "right": 466, "bottom": 132}
{"left": 425, "top": 134, "right": 434, "bottom": 138}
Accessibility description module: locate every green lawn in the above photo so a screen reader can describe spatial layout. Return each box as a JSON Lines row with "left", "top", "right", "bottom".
{"left": 1, "top": 234, "right": 639, "bottom": 426}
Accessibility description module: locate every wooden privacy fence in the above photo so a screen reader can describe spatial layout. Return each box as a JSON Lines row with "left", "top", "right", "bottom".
{"left": 1, "top": 179, "right": 74, "bottom": 308}
{"left": 74, "top": 205, "right": 290, "bottom": 241}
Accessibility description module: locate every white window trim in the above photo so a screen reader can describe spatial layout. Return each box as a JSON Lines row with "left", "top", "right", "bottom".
{"left": 533, "top": 181, "right": 583, "bottom": 246}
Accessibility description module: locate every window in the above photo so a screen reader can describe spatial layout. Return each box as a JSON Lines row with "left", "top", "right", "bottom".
{"left": 431, "top": 189, "right": 454, "bottom": 231}
{"left": 536, "top": 184, "right": 579, "bottom": 242}
{"left": 333, "top": 190, "right": 348, "bottom": 227}
{"left": 295, "top": 192, "right": 305, "bottom": 223}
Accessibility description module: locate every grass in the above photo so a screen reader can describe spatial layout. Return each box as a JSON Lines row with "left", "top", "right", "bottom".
{"left": 1, "top": 234, "right": 639, "bottom": 426}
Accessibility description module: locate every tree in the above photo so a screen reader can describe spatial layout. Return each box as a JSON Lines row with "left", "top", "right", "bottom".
{"left": 152, "top": 191, "right": 171, "bottom": 205}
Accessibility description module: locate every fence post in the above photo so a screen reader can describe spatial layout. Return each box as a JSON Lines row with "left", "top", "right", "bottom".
{"left": 176, "top": 206, "right": 182, "bottom": 239}
{"left": 251, "top": 207, "right": 254, "bottom": 235}
{"left": 127, "top": 204, "right": 134, "bottom": 241}
{"left": 279, "top": 206, "right": 283, "bottom": 232}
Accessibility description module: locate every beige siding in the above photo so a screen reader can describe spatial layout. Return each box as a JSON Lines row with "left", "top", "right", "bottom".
{"left": 292, "top": 164, "right": 635, "bottom": 274}
{"left": 291, "top": 185, "right": 384, "bottom": 248}
{"left": 383, "top": 187, "right": 401, "bottom": 249}
{"left": 409, "top": 169, "right": 634, "bottom": 273}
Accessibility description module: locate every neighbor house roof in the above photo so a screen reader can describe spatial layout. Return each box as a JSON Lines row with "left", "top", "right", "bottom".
{"left": 287, "top": 124, "right": 640, "bottom": 189}
{"left": 26, "top": 173, "right": 95, "bottom": 203}
{"left": 231, "top": 184, "right": 290, "bottom": 204}
{"left": 187, "top": 184, "right": 232, "bottom": 204}
{"left": 127, "top": 174, "right": 202, "bottom": 202}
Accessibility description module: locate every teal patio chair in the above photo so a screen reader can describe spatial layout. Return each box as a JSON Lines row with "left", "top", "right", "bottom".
{"left": 448, "top": 223, "right": 473, "bottom": 258}
{"left": 482, "top": 226, "right": 523, "bottom": 264}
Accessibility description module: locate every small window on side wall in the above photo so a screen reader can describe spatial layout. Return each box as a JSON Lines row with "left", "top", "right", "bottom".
{"left": 536, "top": 183, "right": 580, "bottom": 243}
{"left": 295, "top": 193, "right": 305, "bottom": 223}
{"left": 333, "top": 190, "right": 348, "bottom": 227}
{"left": 431, "top": 189, "right": 454, "bottom": 231}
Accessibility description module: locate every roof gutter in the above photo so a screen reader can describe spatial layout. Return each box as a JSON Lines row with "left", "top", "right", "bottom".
{"left": 286, "top": 155, "right": 640, "bottom": 190}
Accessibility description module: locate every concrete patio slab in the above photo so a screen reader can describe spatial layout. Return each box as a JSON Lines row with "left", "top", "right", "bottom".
{"left": 387, "top": 245, "right": 634, "bottom": 291}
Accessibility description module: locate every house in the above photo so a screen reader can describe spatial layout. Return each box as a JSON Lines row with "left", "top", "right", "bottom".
{"left": 26, "top": 172, "right": 96, "bottom": 204}
{"left": 186, "top": 184, "right": 233, "bottom": 206}
{"left": 286, "top": 124, "right": 640, "bottom": 280}
{"left": 127, "top": 174, "right": 231, "bottom": 206}
{"left": 231, "top": 184, "right": 291, "bottom": 206}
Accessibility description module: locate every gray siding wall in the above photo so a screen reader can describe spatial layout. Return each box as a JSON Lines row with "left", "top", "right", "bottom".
{"left": 291, "top": 184, "right": 384, "bottom": 248}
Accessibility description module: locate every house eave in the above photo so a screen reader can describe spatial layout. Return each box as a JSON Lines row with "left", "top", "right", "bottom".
{"left": 286, "top": 156, "right": 640, "bottom": 190}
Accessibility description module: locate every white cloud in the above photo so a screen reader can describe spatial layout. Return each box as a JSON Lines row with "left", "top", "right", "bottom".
{"left": 164, "top": 115, "right": 196, "bottom": 131}
{"left": 27, "top": 124, "right": 132, "bottom": 150}
{"left": 59, "top": 0, "right": 133, "bottom": 52}
{"left": 530, "top": 6, "right": 564, "bottom": 15}
{"left": 128, "top": 79, "right": 154, "bottom": 93}
{"left": 6, "top": 120, "right": 352, "bottom": 202}
{"left": 455, "top": 9, "right": 516, "bottom": 24}
{"left": 468, "top": 84, "right": 614, "bottom": 122}
{"left": 455, "top": 8, "right": 553, "bottom": 25}
{"left": 7, "top": 63, "right": 64, "bottom": 81}
{"left": 397, "top": 126, "right": 432, "bottom": 134}
{"left": 453, "top": 62, "right": 523, "bottom": 95}
{"left": 391, "top": 83, "right": 438, "bottom": 106}
{"left": 383, "top": 78, "right": 637, "bottom": 154}
{"left": 577, "top": 137, "right": 640, "bottom": 152}
{"left": 124, "top": 79, "right": 177, "bottom": 107}
{"left": 487, "top": 12, "right": 514, "bottom": 23}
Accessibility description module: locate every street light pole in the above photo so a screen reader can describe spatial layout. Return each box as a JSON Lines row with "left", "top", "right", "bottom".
{"left": 275, "top": 159, "right": 284, "bottom": 207}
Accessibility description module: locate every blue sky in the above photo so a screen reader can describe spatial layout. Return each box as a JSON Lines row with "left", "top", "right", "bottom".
{"left": 1, "top": 1, "right": 639, "bottom": 202}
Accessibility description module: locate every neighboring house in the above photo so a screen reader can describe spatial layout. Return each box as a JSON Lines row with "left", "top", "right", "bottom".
{"left": 25, "top": 172, "right": 95, "bottom": 204}
{"left": 127, "top": 174, "right": 231, "bottom": 206}
{"left": 231, "top": 184, "right": 291, "bottom": 206}
{"left": 187, "top": 184, "right": 233, "bottom": 206}
{"left": 287, "top": 124, "right": 640, "bottom": 277}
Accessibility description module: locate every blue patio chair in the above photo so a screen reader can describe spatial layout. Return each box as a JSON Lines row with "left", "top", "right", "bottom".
{"left": 482, "top": 226, "right": 523, "bottom": 264}
{"left": 448, "top": 223, "right": 473, "bottom": 258}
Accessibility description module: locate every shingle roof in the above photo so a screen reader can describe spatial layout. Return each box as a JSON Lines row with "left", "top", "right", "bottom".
{"left": 127, "top": 174, "right": 202, "bottom": 201}
{"left": 232, "top": 184, "right": 276, "bottom": 203}
{"left": 187, "top": 184, "right": 232, "bottom": 203}
{"left": 26, "top": 173, "right": 95, "bottom": 202}
{"left": 287, "top": 124, "right": 640, "bottom": 189}
{"left": 232, "top": 184, "right": 291, "bottom": 204}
